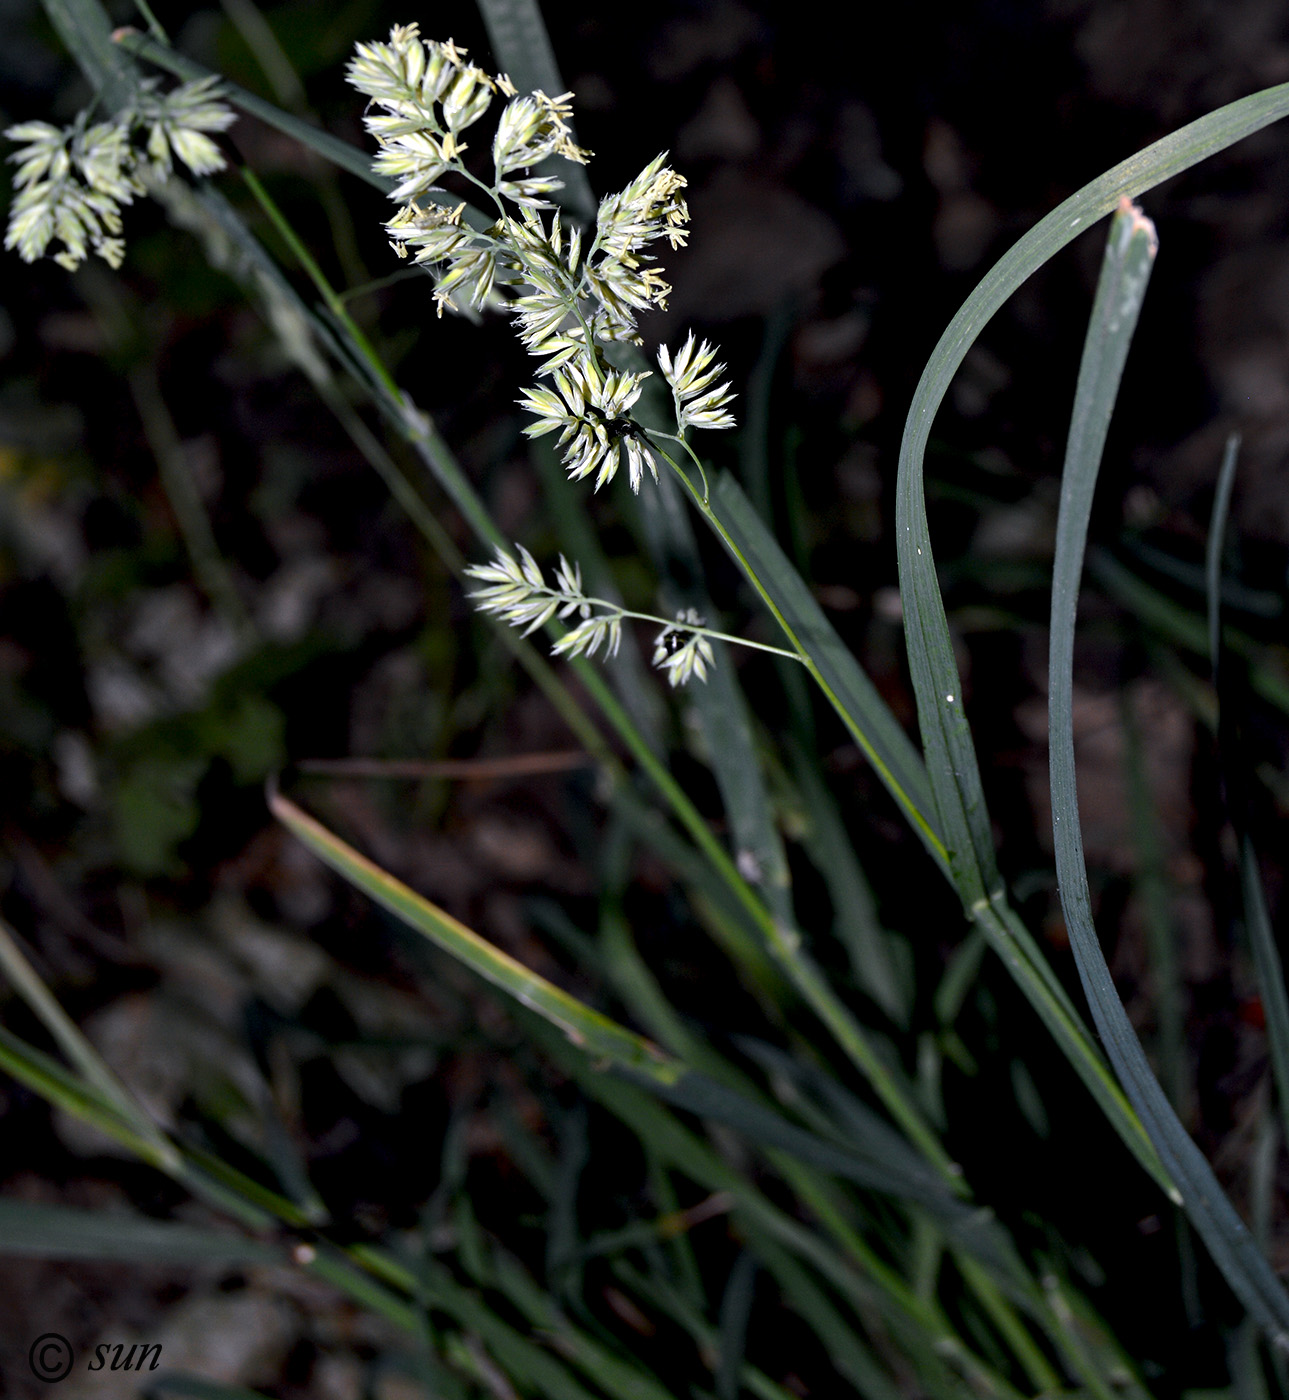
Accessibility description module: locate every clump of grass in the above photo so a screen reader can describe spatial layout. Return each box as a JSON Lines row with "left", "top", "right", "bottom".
{"left": 3, "top": 0, "right": 1289, "bottom": 1393}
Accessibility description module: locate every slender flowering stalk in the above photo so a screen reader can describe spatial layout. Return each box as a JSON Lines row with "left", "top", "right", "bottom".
{"left": 349, "top": 26, "right": 746, "bottom": 690}
{"left": 466, "top": 547, "right": 800, "bottom": 687}
{"left": 4, "top": 76, "right": 235, "bottom": 271}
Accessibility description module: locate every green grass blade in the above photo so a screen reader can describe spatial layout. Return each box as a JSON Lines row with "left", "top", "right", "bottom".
{"left": 1206, "top": 439, "right": 1289, "bottom": 1146}
{"left": 269, "top": 790, "right": 966, "bottom": 1212}
{"left": 715, "top": 1251, "right": 757, "bottom": 1400}
{"left": 472, "top": 0, "right": 597, "bottom": 221}
{"left": 614, "top": 1265, "right": 800, "bottom": 1400}
{"left": 270, "top": 787, "right": 672, "bottom": 1070}
{"left": 301, "top": 1250, "right": 423, "bottom": 1333}
{"left": 1239, "top": 838, "right": 1289, "bottom": 1145}
{"left": 895, "top": 74, "right": 1289, "bottom": 900}
{"left": 0, "top": 916, "right": 178, "bottom": 1166}
{"left": 41, "top": 0, "right": 133, "bottom": 103}
{"left": 0, "top": 1024, "right": 176, "bottom": 1172}
{"left": 1091, "top": 549, "right": 1289, "bottom": 717}
{"left": 788, "top": 741, "right": 912, "bottom": 1023}
{"left": 1206, "top": 433, "right": 1243, "bottom": 675}
{"left": 490, "top": 1248, "right": 678, "bottom": 1400}
{"left": 710, "top": 472, "right": 946, "bottom": 872}
{"left": 1120, "top": 700, "right": 1188, "bottom": 1111}
{"left": 546, "top": 1099, "right": 589, "bottom": 1293}
{"left": 1047, "top": 202, "right": 1289, "bottom": 1343}
{"left": 0, "top": 1199, "right": 278, "bottom": 1265}
{"left": 696, "top": 633, "right": 796, "bottom": 921}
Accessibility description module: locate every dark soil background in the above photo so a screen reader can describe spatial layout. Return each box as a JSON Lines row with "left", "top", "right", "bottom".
{"left": 1, "top": 0, "right": 1289, "bottom": 1394}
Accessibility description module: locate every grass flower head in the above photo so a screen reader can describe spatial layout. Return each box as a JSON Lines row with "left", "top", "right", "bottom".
{"left": 348, "top": 28, "right": 735, "bottom": 495}
{"left": 4, "top": 77, "right": 235, "bottom": 271}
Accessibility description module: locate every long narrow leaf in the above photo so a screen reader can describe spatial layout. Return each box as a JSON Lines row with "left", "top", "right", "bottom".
{"left": 1048, "top": 202, "right": 1289, "bottom": 1343}
{"left": 0, "top": 1024, "right": 174, "bottom": 1171}
{"left": 1207, "top": 439, "right": 1289, "bottom": 1148}
{"left": 711, "top": 472, "right": 946, "bottom": 871}
{"left": 1239, "top": 840, "right": 1289, "bottom": 1145}
{"left": 788, "top": 742, "right": 911, "bottom": 1022}
{"left": 270, "top": 788, "right": 670, "bottom": 1070}
{"left": 0, "top": 916, "right": 177, "bottom": 1167}
{"left": 889, "top": 69, "right": 1289, "bottom": 1201}
{"left": 1206, "top": 433, "right": 1242, "bottom": 673}
{"left": 716, "top": 1251, "right": 758, "bottom": 1400}
{"left": 540, "top": 1026, "right": 1013, "bottom": 1399}
{"left": 270, "top": 791, "right": 1000, "bottom": 1227}
{"left": 0, "top": 1199, "right": 277, "bottom": 1265}
{"left": 895, "top": 76, "right": 1289, "bottom": 905}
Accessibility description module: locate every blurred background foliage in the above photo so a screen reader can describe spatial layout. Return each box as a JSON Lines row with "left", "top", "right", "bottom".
{"left": 2, "top": 0, "right": 1289, "bottom": 1394}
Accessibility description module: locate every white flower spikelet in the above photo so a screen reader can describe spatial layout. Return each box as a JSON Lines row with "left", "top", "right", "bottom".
{"left": 135, "top": 76, "right": 236, "bottom": 179}
{"left": 658, "top": 332, "right": 736, "bottom": 434}
{"left": 517, "top": 359, "right": 659, "bottom": 492}
{"left": 466, "top": 546, "right": 715, "bottom": 686}
{"left": 466, "top": 544, "right": 620, "bottom": 659}
{"left": 653, "top": 609, "right": 715, "bottom": 687}
{"left": 466, "top": 543, "right": 583, "bottom": 638}
{"left": 4, "top": 77, "right": 236, "bottom": 271}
